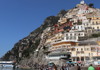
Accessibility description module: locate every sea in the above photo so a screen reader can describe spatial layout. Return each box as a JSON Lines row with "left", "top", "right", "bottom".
{"left": 0, "top": 67, "right": 32, "bottom": 70}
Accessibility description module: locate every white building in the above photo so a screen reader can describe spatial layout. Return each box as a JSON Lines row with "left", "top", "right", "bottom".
{"left": 71, "top": 25, "right": 85, "bottom": 31}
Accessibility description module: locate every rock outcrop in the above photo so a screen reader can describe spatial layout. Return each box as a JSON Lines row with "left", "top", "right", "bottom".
{"left": 1, "top": 16, "right": 60, "bottom": 67}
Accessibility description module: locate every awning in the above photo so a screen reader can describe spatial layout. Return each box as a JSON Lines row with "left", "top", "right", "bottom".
{"left": 77, "top": 61, "right": 81, "bottom": 63}
{"left": 48, "top": 52, "right": 71, "bottom": 56}
{"left": 66, "top": 61, "right": 77, "bottom": 64}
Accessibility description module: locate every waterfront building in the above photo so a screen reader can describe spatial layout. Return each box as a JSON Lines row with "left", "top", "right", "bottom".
{"left": 44, "top": 0, "right": 100, "bottom": 65}
{"left": 46, "top": 41, "right": 78, "bottom": 65}
{"left": 71, "top": 41, "right": 100, "bottom": 63}
{"left": 86, "top": 12, "right": 100, "bottom": 31}
{"left": 91, "top": 17, "right": 100, "bottom": 31}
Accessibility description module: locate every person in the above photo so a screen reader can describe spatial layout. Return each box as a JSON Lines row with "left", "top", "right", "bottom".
{"left": 77, "top": 64, "right": 81, "bottom": 70}
{"left": 60, "top": 65, "right": 64, "bottom": 70}
{"left": 66, "top": 64, "right": 69, "bottom": 70}
{"left": 53, "top": 64, "right": 57, "bottom": 70}
{"left": 88, "top": 64, "right": 95, "bottom": 70}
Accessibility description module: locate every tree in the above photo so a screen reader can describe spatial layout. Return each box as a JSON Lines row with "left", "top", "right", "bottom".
{"left": 89, "top": 3, "right": 94, "bottom": 8}
{"left": 57, "top": 9, "right": 67, "bottom": 17}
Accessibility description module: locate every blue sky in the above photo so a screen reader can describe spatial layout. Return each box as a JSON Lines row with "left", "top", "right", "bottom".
{"left": 0, "top": 0, "right": 99, "bottom": 57}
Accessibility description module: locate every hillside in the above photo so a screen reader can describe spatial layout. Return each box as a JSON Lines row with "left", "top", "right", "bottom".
{"left": 1, "top": 1, "right": 100, "bottom": 68}
{"left": 1, "top": 16, "right": 61, "bottom": 66}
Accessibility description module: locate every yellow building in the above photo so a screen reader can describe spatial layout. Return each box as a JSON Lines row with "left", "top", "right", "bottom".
{"left": 86, "top": 12, "right": 100, "bottom": 31}
{"left": 91, "top": 17, "right": 100, "bottom": 30}
{"left": 45, "top": 32, "right": 64, "bottom": 44}
{"left": 49, "top": 41, "right": 78, "bottom": 51}
{"left": 71, "top": 41, "right": 100, "bottom": 63}
{"left": 97, "top": 41, "right": 100, "bottom": 45}
{"left": 46, "top": 41, "right": 78, "bottom": 65}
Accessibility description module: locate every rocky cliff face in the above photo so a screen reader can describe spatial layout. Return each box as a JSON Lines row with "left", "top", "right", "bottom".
{"left": 1, "top": 16, "right": 60, "bottom": 67}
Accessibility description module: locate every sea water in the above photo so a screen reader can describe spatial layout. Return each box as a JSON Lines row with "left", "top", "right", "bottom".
{"left": 0, "top": 67, "right": 32, "bottom": 70}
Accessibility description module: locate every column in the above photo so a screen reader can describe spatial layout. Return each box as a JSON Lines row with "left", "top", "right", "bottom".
{"left": 80, "top": 57, "right": 81, "bottom": 61}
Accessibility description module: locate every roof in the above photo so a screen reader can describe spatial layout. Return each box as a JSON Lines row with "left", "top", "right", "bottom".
{"left": 85, "top": 37, "right": 100, "bottom": 41}
{"left": 78, "top": 41, "right": 98, "bottom": 45}
{"left": 86, "top": 12, "right": 100, "bottom": 18}
{"left": 48, "top": 52, "right": 71, "bottom": 56}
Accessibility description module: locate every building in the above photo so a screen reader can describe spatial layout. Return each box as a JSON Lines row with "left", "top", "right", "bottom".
{"left": 71, "top": 41, "right": 100, "bottom": 63}
{"left": 46, "top": 41, "right": 78, "bottom": 65}
{"left": 44, "top": 0, "right": 100, "bottom": 65}
{"left": 86, "top": 12, "right": 100, "bottom": 31}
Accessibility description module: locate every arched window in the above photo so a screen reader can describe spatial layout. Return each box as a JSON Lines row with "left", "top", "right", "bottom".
{"left": 81, "top": 48, "right": 83, "bottom": 51}
{"left": 96, "top": 22, "right": 98, "bottom": 25}
{"left": 78, "top": 33, "right": 80, "bottom": 36}
{"left": 97, "top": 27, "right": 99, "bottom": 29}
{"left": 92, "top": 27, "right": 95, "bottom": 29}
{"left": 92, "top": 22, "right": 94, "bottom": 25}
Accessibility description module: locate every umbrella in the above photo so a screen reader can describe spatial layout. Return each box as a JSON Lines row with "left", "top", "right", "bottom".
{"left": 66, "top": 61, "right": 71, "bottom": 63}
{"left": 71, "top": 62, "right": 77, "bottom": 63}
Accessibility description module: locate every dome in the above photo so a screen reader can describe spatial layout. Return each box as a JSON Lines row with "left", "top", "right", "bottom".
{"left": 80, "top": 0, "right": 85, "bottom": 4}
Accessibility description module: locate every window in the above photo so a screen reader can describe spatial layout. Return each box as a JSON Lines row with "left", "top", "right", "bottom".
{"left": 73, "top": 58, "right": 75, "bottom": 61}
{"left": 66, "top": 34, "right": 68, "bottom": 36}
{"left": 97, "top": 27, "right": 99, "bottom": 29}
{"left": 66, "top": 37, "right": 68, "bottom": 40}
{"left": 67, "top": 45, "right": 70, "bottom": 47}
{"left": 96, "top": 22, "right": 98, "bottom": 25}
{"left": 74, "top": 37, "right": 76, "bottom": 40}
{"left": 91, "top": 53, "right": 93, "bottom": 56}
{"left": 86, "top": 57, "right": 90, "bottom": 60}
{"left": 78, "top": 33, "right": 80, "bottom": 36}
{"left": 81, "top": 51, "right": 84, "bottom": 54}
{"left": 92, "top": 22, "right": 94, "bottom": 25}
{"left": 70, "top": 37, "right": 72, "bottom": 39}
{"left": 87, "top": 48, "right": 89, "bottom": 51}
{"left": 81, "top": 48, "right": 83, "bottom": 51}
{"left": 72, "top": 48, "right": 75, "bottom": 51}
{"left": 89, "top": 53, "right": 90, "bottom": 56}
{"left": 61, "top": 38, "right": 64, "bottom": 40}
{"left": 84, "top": 48, "right": 86, "bottom": 51}
{"left": 81, "top": 33, "right": 83, "bottom": 35}
{"left": 78, "top": 26, "right": 79, "bottom": 29}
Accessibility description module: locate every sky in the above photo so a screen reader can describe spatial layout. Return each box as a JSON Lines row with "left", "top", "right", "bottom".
{"left": 0, "top": 0, "right": 100, "bottom": 57}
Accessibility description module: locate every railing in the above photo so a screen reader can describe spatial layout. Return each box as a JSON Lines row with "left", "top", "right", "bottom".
{"left": 0, "top": 61, "right": 14, "bottom": 64}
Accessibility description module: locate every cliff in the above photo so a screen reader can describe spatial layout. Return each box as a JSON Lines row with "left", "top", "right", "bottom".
{"left": 1, "top": 16, "right": 61, "bottom": 66}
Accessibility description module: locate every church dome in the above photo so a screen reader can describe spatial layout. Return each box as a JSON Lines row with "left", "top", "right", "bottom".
{"left": 80, "top": 0, "right": 85, "bottom": 4}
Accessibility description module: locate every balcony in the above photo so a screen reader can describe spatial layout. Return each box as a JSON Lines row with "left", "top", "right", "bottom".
{"left": 76, "top": 51, "right": 84, "bottom": 54}
{"left": 48, "top": 52, "right": 71, "bottom": 60}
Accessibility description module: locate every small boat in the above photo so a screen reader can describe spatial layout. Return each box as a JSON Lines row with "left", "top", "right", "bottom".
{"left": 2, "top": 64, "right": 14, "bottom": 68}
